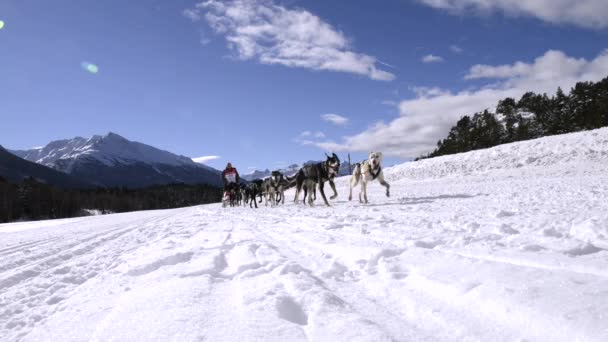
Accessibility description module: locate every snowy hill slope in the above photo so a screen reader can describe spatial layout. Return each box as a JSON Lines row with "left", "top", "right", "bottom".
{"left": 395, "top": 128, "right": 608, "bottom": 181}
{"left": 1, "top": 129, "right": 608, "bottom": 341}
{"left": 10, "top": 133, "right": 222, "bottom": 188}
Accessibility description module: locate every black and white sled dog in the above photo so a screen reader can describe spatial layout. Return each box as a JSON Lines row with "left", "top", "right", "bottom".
{"left": 293, "top": 153, "right": 340, "bottom": 207}
{"left": 244, "top": 179, "right": 264, "bottom": 208}
{"left": 349, "top": 151, "right": 390, "bottom": 204}
{"left": 263, "top": 171, "right": 289, "bottom": 206}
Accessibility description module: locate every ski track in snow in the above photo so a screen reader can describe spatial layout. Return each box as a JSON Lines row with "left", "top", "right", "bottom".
{"left": 2, "top": 128, "right": 608, "bottom": 341}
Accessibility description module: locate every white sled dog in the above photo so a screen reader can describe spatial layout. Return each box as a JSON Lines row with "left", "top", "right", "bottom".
{"left": 349, "top": 152, "right": 390, "bottom": 203}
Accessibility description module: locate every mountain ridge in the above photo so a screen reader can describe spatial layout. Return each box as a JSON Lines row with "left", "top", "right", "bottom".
{"left": 0, "top": 145, "right": 94, "bottom": 189}
{"left": 10, "top": 133, "right": 222, "bottom": 188}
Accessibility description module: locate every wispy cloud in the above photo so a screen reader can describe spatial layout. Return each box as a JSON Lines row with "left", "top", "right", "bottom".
{"left": 184, "top": 0, "right": 395, "bottom": 81}
{"left": 422, "top": 54, "right": 443, "bottom": 63}
{"left": 192, "top": 155, "right": 221, "bottom": 164}
{"left": 450, "top": 45, "right": 463, "bottom": 54}
{"left": 422, "top": 54, "right": 444, "bottom": 63}
{"left": 295, "top": 130, "right": 325, "bottom": 145}
{"left": 381, "top": 100, "right": 398, "bottom": 107}
{"left": 183, "top": 8, "right": 201, "bottom": 22}
{"left": 199, "top": 30, "right": 212, "bottom": 46}
{"left": 313, "top": 49, "right": 608, "bottom": 158}
{"left": 321, "top": 113, "right": 349, "bottom": 125}
{"left": 415, "top": 0, "right": 608, "bottom": 29}
{"left": 410, "top": 86, "right": 449, "bottom": 97}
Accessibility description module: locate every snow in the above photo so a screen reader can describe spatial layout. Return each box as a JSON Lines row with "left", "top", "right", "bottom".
{"left": 2, "top": 128, "right": 608, "bottom": 341}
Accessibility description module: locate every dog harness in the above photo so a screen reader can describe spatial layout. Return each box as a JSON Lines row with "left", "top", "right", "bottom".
{"left": 358, "top": 162, "right": 381, "bottom": 180}
{"left": 325, "top": 161, "right": 340, "bottom": 177}
{"left": 270, "top": 174, "right": 282, "bottom": 187}
{"left": 368, "top": 164, "right": 382, "bottom": 180}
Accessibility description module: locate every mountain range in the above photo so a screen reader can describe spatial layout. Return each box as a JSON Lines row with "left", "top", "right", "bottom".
{"left": 8, "top": 133, "right": 222, "bottom": 188}
{"left": 0, "top": 145, "right": 93, "bottom": 189}
{"left": 3, "top": 132, "right": 355, "bottom": 188}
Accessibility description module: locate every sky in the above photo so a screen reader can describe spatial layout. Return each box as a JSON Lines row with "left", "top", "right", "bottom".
{"left": 1, "top": 0, "right": 607, "bottom": 172}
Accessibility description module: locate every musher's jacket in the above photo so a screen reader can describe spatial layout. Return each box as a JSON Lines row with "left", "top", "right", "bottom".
{"left": 222, "top": 167, "right": 240, "bottom": 186}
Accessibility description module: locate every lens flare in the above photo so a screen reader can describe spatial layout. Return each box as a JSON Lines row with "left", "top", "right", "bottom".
{"left": 81, "top": 62, "right": 99, "bottom": 74}
{"left": 0, "top": 21, "right": 5, "bottom": 30}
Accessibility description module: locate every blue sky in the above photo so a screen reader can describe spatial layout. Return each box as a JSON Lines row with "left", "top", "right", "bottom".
{"left": 1, "top": 0, "right": 607, "bottom": 172}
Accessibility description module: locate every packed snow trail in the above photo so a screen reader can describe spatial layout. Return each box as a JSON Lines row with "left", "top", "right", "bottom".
{"left": 2, "top": 128, "right": 608, "bottom": 341}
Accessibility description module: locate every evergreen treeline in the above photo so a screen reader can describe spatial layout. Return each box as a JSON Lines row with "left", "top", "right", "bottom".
{"left": 418, "top": 76, "right": 608, "bottom": 159}
{"left": 0, "top": 176, "right": 221, "bottom": 223}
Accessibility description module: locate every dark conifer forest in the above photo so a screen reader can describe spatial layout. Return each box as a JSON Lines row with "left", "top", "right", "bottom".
{"left": 0, "top": 176, "right": 221, "bottom": 223}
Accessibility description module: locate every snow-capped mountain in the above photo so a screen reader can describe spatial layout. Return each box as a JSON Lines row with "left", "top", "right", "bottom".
{"left": 0, "top": 146, "right": 93, "bottom": 189}
{"left": 242, "top": 160, "right": 353, "bottom": 181}
{"left": 243, "top": 163, "right": 301, "bottom": 181}
{"left": 12, "top": 132, "right": 198, "bottom": 171}
{"left": 10, "top": 133, "right": 222, "bottom": 188}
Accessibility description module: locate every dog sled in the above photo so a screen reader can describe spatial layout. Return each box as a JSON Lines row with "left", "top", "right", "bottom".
{"left": 222, "top": 183, "right": 240, "bottom": 208}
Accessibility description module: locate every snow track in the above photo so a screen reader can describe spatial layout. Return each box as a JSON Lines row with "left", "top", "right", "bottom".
{"left": 2, "top": 128, "right": 608, "bottom": 341}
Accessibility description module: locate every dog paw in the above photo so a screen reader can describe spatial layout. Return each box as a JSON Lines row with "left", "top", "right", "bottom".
{"left": 330, "top": 195, "right": 338, "bottom": 200}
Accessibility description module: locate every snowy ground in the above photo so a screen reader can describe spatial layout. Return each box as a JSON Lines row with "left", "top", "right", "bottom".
{"left": 2, "top": 129, "right": 608, "bottom": 341}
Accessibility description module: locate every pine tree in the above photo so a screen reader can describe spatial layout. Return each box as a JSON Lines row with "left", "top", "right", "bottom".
{"left": 551, "top": 87, "right": 572, "bottom": 134}
{"left": 496, "top": 98, "right": 517, "bottom": 143}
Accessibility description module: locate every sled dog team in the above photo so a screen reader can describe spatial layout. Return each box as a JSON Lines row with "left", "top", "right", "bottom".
{"left": 222, "top": 152, "right": 390, "bottom": 208}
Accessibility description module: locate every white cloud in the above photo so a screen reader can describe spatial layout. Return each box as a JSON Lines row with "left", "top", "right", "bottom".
{"left": 186, "top": 0, "right": 395, "bottom": 81}
{"left": 450, "top": 45, "right": 463, "bottom": 53}
{"left": 422, "top": 54, "right": 444, "bottom": 63}
{"left": 192, "top": 155, "right": 221, "bottom": 164}
{"left": 411, "top": 86, "right": 450, "bottom": 97}
{"left": 321, "top": 113, "right": 349, "bottom": 125}
{"left": 465, "top": 61, "right": 533, "bottom": 80}
{"left": 314, "top": 49, "right": 608, "bottom": 158}
{"left": 295, "top": 139, "right": 314, "bottom": 146}
{"left": 415, "top": 0, "right": 608, "bottom": 29}
{"left": 295, "top": 130, "right": 326, "bottom": 146}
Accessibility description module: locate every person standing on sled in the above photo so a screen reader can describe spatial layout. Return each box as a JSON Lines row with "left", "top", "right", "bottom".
{"left": 222, "top": 162, "right": 240, "bottom": 206}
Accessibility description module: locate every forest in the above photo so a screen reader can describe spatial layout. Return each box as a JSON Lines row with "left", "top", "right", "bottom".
{"left": 0, "top": 176, "right": 221, "bottom": 223}
{"left": 418, "top": 76, "right": 608, "bottom": 159}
